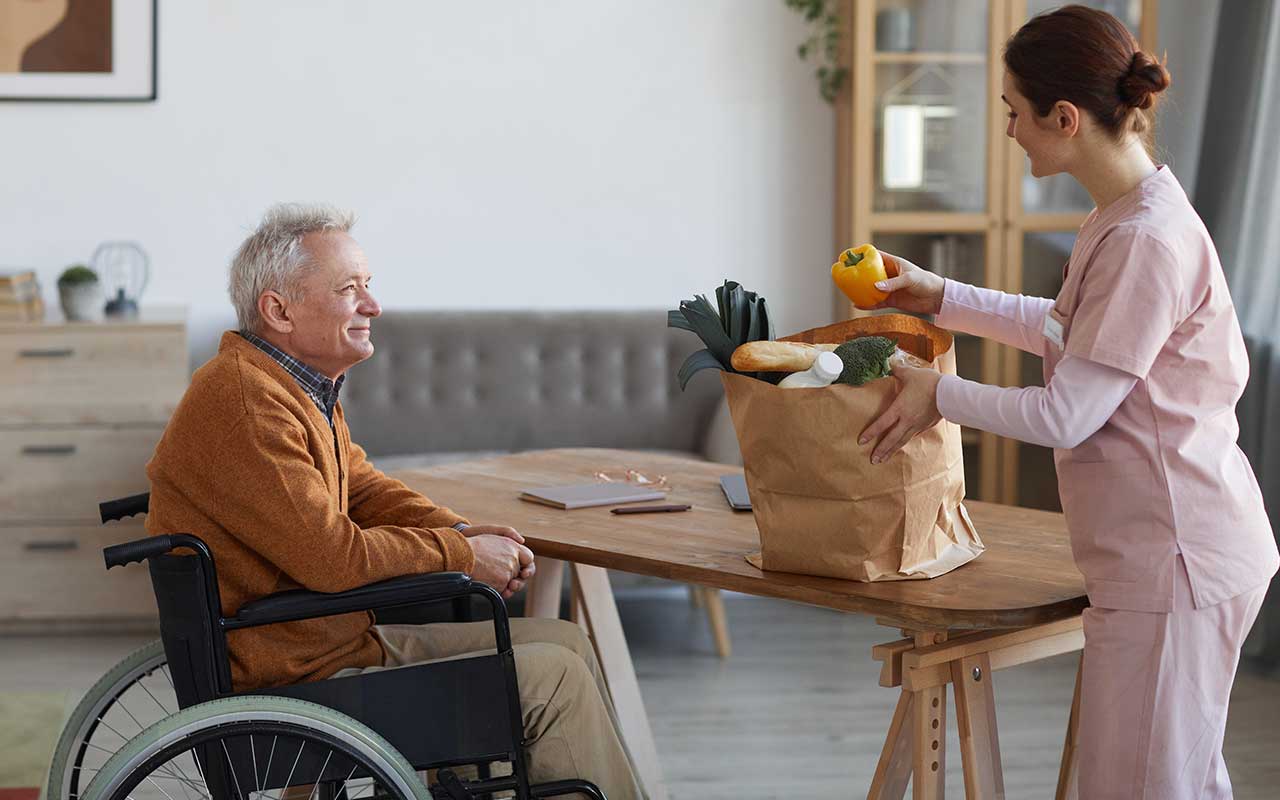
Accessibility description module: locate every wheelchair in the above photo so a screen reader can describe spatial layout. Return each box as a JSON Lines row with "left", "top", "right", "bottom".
{"left": 50, "top": 491, "right": 606, "bottom": 800}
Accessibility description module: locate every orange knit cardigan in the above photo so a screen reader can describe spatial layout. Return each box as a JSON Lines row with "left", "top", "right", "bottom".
{"left": 145, "top": 332, "right": 475, "bottom": 690}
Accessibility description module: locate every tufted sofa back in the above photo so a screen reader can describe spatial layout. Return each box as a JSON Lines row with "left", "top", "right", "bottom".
{"left": 339, "top": 310, "right": 725, "bottom": 459}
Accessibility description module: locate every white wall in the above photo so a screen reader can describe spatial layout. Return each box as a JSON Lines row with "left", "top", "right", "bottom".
{"left": 2, "top": 1, "right": 837, "bottom": 369}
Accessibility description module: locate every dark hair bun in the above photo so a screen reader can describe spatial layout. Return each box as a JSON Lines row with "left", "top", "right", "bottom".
{"left": 1119, "top": 50, "right": 1171, "bottom": 109}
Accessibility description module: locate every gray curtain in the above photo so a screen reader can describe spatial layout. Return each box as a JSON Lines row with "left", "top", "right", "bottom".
{"left": 1194, "top": 0, "right": 1280, "bottom": 672}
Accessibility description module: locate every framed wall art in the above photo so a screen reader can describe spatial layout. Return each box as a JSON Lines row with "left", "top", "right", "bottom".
{"left": 0, "top": 0, "right": 156, "bottom": 102}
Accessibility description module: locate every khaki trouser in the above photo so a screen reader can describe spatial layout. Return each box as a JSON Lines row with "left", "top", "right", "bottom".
{"left": 335, "top": 618, "right": 646, "bottom": 800}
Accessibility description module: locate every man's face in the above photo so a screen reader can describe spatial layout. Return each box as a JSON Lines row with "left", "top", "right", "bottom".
{"left": 282, "top": 231, "right": 381, "bottom": 378}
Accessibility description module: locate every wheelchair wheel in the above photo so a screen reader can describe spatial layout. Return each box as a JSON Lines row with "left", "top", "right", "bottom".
{"left": 46, "top": 639, "right": 173, "bottom": 800}
{"left": 81, "top": 695, "right": 430, "bottom": 800}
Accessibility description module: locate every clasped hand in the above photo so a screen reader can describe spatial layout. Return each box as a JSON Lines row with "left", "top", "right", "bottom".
{"left": 463, "top": 525, "right": 535, "bottom": 599}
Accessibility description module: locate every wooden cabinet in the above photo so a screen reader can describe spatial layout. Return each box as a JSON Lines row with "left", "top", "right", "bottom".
{"left": 0, "top": 308, "right": 186, "bottom": 628}
{"left": 836, "top": 0, "right": 1157, "bottom": 507}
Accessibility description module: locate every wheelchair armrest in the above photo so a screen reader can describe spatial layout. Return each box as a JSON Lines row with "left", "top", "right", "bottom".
{"left": 229, "top": 572, "right": 475, "bottom": 630}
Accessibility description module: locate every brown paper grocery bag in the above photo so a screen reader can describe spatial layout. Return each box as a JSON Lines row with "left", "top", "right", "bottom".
{"left": 723, "top": 314, "right": 983, "bottom": 582}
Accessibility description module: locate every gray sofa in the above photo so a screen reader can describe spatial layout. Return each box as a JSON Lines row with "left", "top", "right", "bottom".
{"left": 340, "top": 310, "right": 740, "bottom": 470}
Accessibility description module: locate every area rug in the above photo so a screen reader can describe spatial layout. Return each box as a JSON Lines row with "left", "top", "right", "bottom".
{"left": 0, "top": 691, "right": 72, "bottom": 800}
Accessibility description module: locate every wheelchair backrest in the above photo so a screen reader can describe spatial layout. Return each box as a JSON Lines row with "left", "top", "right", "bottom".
{"left": 148, "top": 552, "right": 236, "bottom": 707}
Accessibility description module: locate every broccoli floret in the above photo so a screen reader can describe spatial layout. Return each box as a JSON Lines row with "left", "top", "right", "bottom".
{"left": 833, "top": 336, "right": 897, "bottom": 386}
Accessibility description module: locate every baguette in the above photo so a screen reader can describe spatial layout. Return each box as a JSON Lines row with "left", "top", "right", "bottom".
{"left": 730, "top": 341, "right": 839, "bottom": 372}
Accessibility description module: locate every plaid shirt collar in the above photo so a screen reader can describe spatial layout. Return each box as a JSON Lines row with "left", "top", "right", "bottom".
{"left": 238, "top": 330, "right": 344, "bottom": 424}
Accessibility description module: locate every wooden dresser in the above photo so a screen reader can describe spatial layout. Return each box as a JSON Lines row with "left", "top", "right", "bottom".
{"left": 0, "top": 308, "right": 187, "bottom": 630}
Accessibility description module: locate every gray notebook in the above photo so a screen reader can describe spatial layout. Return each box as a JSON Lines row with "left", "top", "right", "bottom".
{"left": 518, "top": 483, "right": 666, "bottom": 510}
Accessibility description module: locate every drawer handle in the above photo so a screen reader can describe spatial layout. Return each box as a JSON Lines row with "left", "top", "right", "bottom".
{"left": 18, "top": 348, "right": 75, "bottom": 359}
{"left": 24, "top": 540, "right": 80, "bottom": 552}
{"left": 21, "top": 444, "right": 77, "bottom": 456}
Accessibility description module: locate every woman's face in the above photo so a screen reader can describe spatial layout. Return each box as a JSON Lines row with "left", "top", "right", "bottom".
{"left": 1002, "top": 70, "right": 1073, "bottom": 178}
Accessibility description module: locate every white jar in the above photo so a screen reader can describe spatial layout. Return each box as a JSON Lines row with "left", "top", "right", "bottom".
{"left": 778, "top": 350, "right": 843, "bottom": 388}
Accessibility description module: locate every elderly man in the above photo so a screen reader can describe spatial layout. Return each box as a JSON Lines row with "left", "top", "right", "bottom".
{"left": 145, "top": 203, "right": 645, "bottom": 798}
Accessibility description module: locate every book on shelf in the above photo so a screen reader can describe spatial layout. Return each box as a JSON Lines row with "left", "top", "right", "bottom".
{"left": 0, "top": 295, "right": 45, "bottom": 321}
{"left": 1, "top": 269, "right": 37, "bottom": 294}
{"left": 0, "top": 270, "right": 45, "bottom": 321}
{"left": 0, "top": 281, "right": 40, "bottom": 303}
{"left": 0, "top": 269, "right": 36, "bottom": 282}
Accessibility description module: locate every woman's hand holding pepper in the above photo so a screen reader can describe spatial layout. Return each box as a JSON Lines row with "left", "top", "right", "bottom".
{"left": 865, "top": 252, "right": 947, "bottom": 316}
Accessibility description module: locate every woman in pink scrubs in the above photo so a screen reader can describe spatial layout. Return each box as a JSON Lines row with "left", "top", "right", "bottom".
{"left": 860, "top": 6, "right": 1279, "bottom": 798}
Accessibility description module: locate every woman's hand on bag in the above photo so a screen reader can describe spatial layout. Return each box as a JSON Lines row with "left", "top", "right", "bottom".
{"left": 859, "top": 363, "right": 943, "bottom": 464}
{"left": 865, "top": 252, "right": 946, "bottom": 316}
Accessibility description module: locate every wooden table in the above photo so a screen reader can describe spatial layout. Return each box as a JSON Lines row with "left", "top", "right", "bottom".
{"left": 394, "top": 448, "right": 1089, "bottom": 800}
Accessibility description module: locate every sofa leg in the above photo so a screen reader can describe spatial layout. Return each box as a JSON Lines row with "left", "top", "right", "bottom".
{"left": 701, "top": 588, "right": 731, "bottom": 659}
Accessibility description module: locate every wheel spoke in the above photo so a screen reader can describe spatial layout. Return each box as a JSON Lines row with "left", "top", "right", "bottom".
{"left": 158, "top": 665, "right": 176, "bottom": 692}
{"left": 222, "top": 739, "right": 247, "bottom": 800}
{"left": 251, "top": 735, "right": 261, "bottom": 793}
{"left": 85, "top": 740, "right": 125, "bottom": 757}
{"left": 142, "top": 771, "right": 180, "bottom": 800}
{"left": 138, "top": 679, "right": 174, "bottom": 717}
{"left": 282, "top": 740, "right": 306, "bottom": 796}
{"left": 163, "top": 752, "right": 202, "bottom": 800}
{"left": 262, "top": 736, "right": 279, "bottom": 795}
{"left": 93, "top": 716, "right": 137, "bottom": 744}
{"left": 104, "top": 694, "right": 150, "bottom": 736}
{"left": 307, "top": 750, "right": 334, "bottom": 800}
{"left": 192, "top": 748, "right": 209, "bottom": 795}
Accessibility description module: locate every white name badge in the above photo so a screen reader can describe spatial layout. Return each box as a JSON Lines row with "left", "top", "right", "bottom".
{"left": 1043, "top": 313, "right": 1065, "bottom": 349}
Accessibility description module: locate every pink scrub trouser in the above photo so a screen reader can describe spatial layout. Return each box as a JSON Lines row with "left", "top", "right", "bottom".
{"left": 1077, "top": 556, "right": 1268, "bottom": 799}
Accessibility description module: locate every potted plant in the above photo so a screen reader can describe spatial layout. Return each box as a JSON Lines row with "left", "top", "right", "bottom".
{"left": 57, "top": 264, "right": 105, "bottom": 322}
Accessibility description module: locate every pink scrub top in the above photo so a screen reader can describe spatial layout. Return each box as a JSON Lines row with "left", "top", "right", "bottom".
{"left": 1045, "top": 165, "right": 1279, "bottom": 612}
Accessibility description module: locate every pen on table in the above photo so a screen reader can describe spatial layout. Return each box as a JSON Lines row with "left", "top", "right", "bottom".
{"left": 610, "top": 504, "right": 692, "bottom": 515}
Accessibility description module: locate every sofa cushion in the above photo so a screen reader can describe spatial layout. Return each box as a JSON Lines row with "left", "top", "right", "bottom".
{"left": 340, "top": 311, "right": 725, "bottom": 459}
{"left": 368, "top": 450, "right": 514, "bottom": 473}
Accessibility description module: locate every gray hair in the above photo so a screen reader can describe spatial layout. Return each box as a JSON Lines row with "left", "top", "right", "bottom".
{"left": 228, "top": 203, "right": 356, "bottom": 333}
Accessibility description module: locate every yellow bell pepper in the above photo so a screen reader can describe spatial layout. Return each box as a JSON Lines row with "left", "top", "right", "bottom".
{"left": 831, "top": 244, "right": 889, "bottom": 309}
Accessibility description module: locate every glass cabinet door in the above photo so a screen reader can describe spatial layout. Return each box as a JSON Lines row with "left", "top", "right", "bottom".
{"left": 872, "top": 0, "right": 990, "bottom": 213}
{"left": 1019, "top": 0, "right": 1144, "bottom": 214}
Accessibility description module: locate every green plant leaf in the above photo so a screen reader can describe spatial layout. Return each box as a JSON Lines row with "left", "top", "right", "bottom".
{"left": 677, "top": 348, "right": 725, "bottom": 390}
{"left": 745, "top": 296, "right": 762, "bottom": 344}
{"left": 784, "top": 0, "right": 843, "bottom": 104}
{"left": 678, "top": 295, "right": 736, "bottom": 368}
{"left": 57, "top": 264, "right": 98, "bottom": 285}
{"left": 714, "top": 282, "right": 735, "bottom": 334}
{"left": 667, "top": 309, "right": 694, "bottom": 331}
{"left": 670, "top": 279, "right": 777, "bottom": 388}
{"left": 725, "top": 283, "right": 749, "bottom": 346}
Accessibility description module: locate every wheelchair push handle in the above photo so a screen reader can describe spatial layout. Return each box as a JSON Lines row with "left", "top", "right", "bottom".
{"left": 100, "top": 492, "right": 150, "bottom": 524}
{"left": 104, "top": 535, "right": 175, "bottom": 569}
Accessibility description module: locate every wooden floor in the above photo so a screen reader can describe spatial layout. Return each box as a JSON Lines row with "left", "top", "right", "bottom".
{"left": 3, "top": 586, "right": 1277, "bottom": 799}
